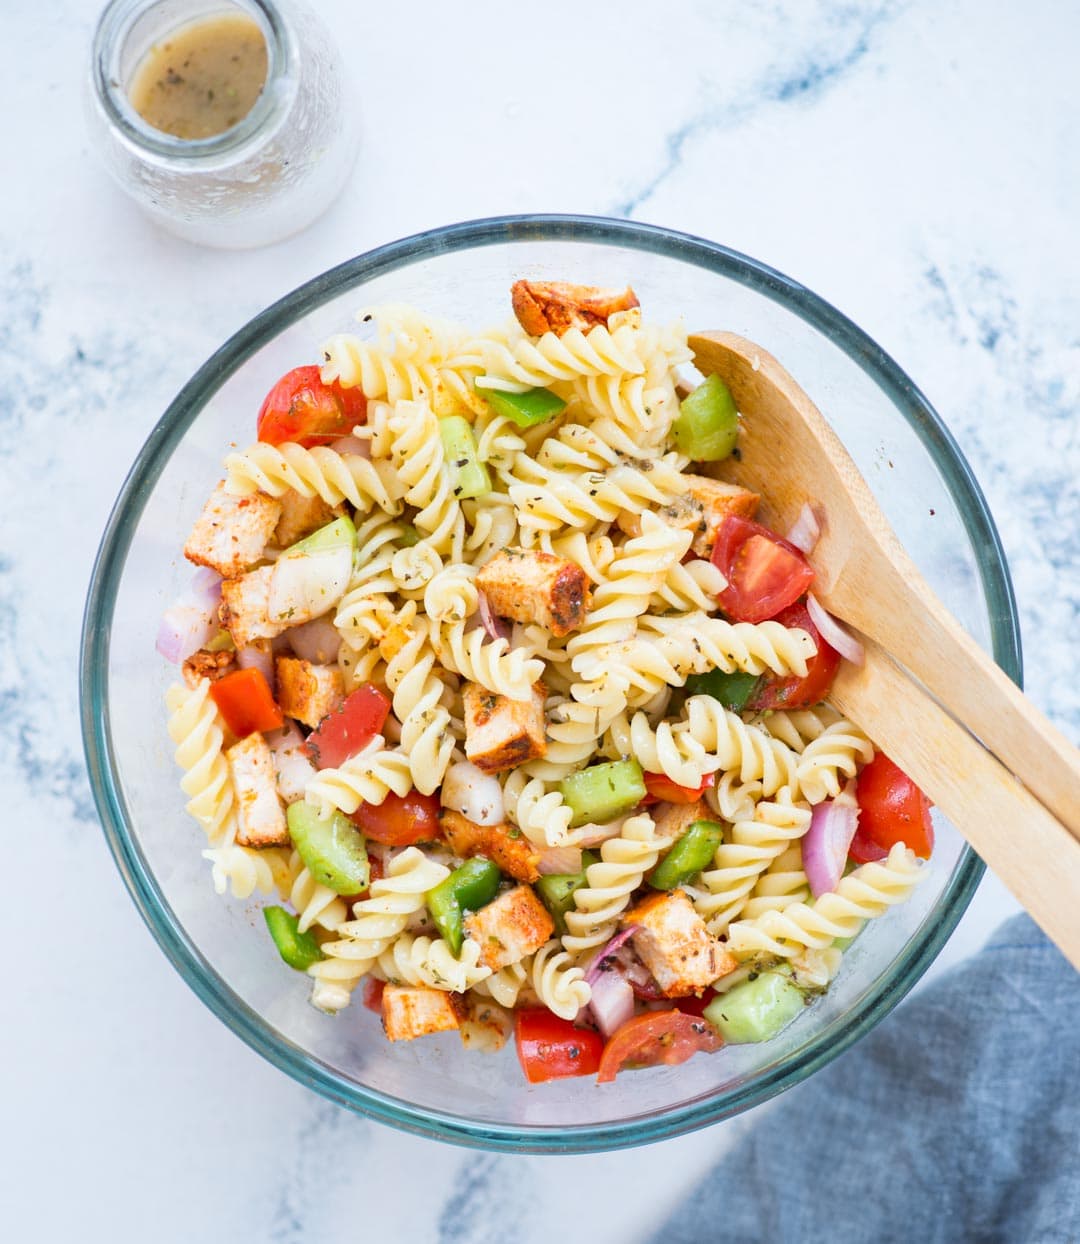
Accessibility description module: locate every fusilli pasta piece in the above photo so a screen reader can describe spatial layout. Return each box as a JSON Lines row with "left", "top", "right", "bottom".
{"left": 165, "top": 679, "right": 236, "bottom": 844}
{"left": 304, "top": 736, "right": 414, "bottom": 818}
{"left": 530, "top": 942, "right": 592, "bottom": 1020}
{"left": 795, "top": 719, "right": 875, "bottom": 804}
{"left": 387, "top": 399, "right": 465, "bottom": 556}
{"left": 202, "top": 844, "right": 290, "bottom": 901}
{"left": 287, "top": 849, "right": 349, "bottom": 933}
{"left": 377, "top": 933, "right": 492, "bottom": 992}
{"left": 383, "top": 619, "right": 455, "bottom": 795}
{"left": 466, "top": 319, "right": 651, "bottom": 393}
{"left": 223, "top": 442, "right": 403, "bottom": 514}
{"left": 430, "top": 618, "right": 545, "bottom": 702}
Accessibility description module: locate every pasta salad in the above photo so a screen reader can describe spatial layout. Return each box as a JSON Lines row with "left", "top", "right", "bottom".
{"left": 159, "top": 280, "right": 932, "bottom": 1084}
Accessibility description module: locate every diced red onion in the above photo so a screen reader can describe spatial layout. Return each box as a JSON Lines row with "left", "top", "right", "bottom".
{"left": 573, "top": 816, "right": 629, "bottom": 848}
{"left": 477, "top": 591, "right": 512, "bottom": 642}
{"left": 807, "top": 592, "right": 865, "bottom": 666}
{"left": 786, "top": 503, "right": 821, "bottom": 554}
{"left": 286, "top": 617, "right": 342, "bottom": 665}
{"left": 587, "top": 970, "right": 635, "bottom": 1037}
{"left": 441, "top": 761, "right": 504, "bottom": 826}
{"left": 616, "top": 947, "right": 666, "bottom": 1000}
{"left": 236, "top": 642, "right": 275, "bottom": 689}
{"left": 584, "top": 926, "right": 641, "bottom": 986}
{"left": 329, "top": 435, "right": 371, "bottom": 458}
{"left": 156, "top": 604, "right": 215, "bottom": 664}
{"left": 803, "top": 786, "right": 860, "bottom": 897}
{"left": 536, "top": 846, "right": 583, "bottom": 876}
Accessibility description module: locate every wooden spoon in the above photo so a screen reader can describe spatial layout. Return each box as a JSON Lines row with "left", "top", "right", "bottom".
{"left": 690, "top": 330, "right": 1080, "bottom": 968}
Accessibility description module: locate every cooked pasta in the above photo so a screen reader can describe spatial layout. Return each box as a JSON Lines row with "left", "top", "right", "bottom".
{"left": 377, "top": 933, "right": 492, "bottom": 992}
{"left": 165, "top": 679, "right": 236, "bottom": 844}
{"left": 304, "top": 736, "right": 414, "bottom": 818}
{"left": 224, "top": 441, "right": 403, "bottom": 513}
{"left": 530, "top": 942, "right": 592, "bottom": 1020}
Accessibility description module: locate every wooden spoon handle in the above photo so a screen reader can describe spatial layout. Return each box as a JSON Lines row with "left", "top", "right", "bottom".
{"left": 830, "top": 638, "right": 1080, "bottom": 971}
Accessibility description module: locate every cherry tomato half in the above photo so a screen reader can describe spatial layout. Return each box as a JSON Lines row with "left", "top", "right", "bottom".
{"left": 596, "top": 1011, "right": 722, "bottom": 1083}
{"left": 515, "top": 1010, "right": 604, "bottom": 1084}
{"left": 851, "top": 753, "right": 934, "bottom": 862}
{"left": 746, "top": 601, "right": 842, "bottom": 711}
{"left": 209, "top": 667, "right": 283, "bottom": 738}
{"left": 642, "top": 772, "right": 714, "bottom": 805}
{"left": 674, "top": 988, "right": 718, "bottom": 1018}
{"left": 304, "top": 684, "right": 391, "bottom": 769}
{"left": 362, "top": 979, "right": 385, "bottom": 1014}
{"left": 350, "top": 790, "right": 442, "bottom": 847}
{"left": 256, "top": 365, "right": 367, "bottom": 448}
{"left": 711, "top": 516, "right": 815, "bottom": 623}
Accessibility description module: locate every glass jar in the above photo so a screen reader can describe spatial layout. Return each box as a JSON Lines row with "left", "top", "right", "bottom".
{"left": 87, "top": 0, "right": 358, "bottom": 248}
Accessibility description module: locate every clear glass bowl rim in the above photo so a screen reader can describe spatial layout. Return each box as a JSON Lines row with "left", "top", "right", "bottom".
{"left": 80, "top": 213, "right": 1021, "bottom": 1153}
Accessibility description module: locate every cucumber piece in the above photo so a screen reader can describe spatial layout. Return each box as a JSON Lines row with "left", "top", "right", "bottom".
{"left": 683, "top": 669, "right": 762, "bottom": 711}
{"left": 559, "top": 759, "right": 646, "bottom": 828}
{"left": 286, "top": 802, "right": 370, "bottom": 895}
{"left": 672, "top": 374, "right": 739, "bottom": 461}
{"left": 439, "top": 416, "right": 491, "bottom": 500}
{"left": 287, "top": 515, "right": 357, "bottom": 556}
{"left": 650, "top": 820, "right": 724, "bottom": 890}
{"left": 481, "top": 385, "right": 567, "bottom": 428}
{"left": 704, "top": 972, "right": 806, "bottom": 1043}
{"left": 264, "top": 905, "right": 324, "bottom": 970}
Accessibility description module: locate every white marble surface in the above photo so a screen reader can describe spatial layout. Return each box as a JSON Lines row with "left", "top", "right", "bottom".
{"left": 3, "top": 0, "right": 1078, "bottom": 1239}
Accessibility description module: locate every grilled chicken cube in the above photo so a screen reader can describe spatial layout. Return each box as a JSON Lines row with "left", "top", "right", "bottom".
{"left": 652, "top": 798, "right": 715, "bottom": 845}
{"left": 440, "top": 809, "right": 541, "bottom": 884}
{"left": 464, "top": 885, "right": 554, "bottom": 972}
{"left": 618, "top": 475, "right": 759, "bottom": 556}
{"left": 623, "top": 889, "right": 735, "bottom": 997}
{"left": 219, "top": 566, "right": 285, "bottom": 648}
{"left": 184, "top": 481, "right": 281, "bottom": 579}
{"left": 463, "top": 681, "right": 547, "bottom": 773}
{"left": 273, "top": 489, "right": 341, "bottom": 550}
{"left": 275, "top": 655, "right": 344, "bottom": 729}
{"left": 181, "top": 647, "right": 236, "bottom": 688}
{"left": 226, "top": 732, "right": 289, "bottom": 848}
{"left": 511, "top": 280, "right": 640, "bottom": 338}
{"left": 382, "top": 984, "right": 461, "bottom": 1042}
{"left": 476, "top": 548, "right": 589, "bottom": 638}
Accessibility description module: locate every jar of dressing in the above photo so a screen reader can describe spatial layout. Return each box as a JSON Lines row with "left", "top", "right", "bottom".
{"left": 88, "top": 0, "right": 358, "bottom": 248}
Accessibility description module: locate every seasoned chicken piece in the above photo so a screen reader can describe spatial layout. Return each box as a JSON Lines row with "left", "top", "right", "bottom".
{"left": 266, "top": 721, "right": 318, "bottom": 803}
{"left": 617, "top": 475, "right": 759, "bottom": 556}
{"left": 226, "top": 732, "right": 289, "bottom": 847}
{"left": 623, "top": 889, "right": 735, "bottom": 997}
{"left": 464, "top": 885, "right": 554, "bottom": 972}
{"left": 183, "top": 481, "right": 281, "bottom": 579}
{"left": 382, "top": 984, "right": 462, "bottom": 1042}
{"left": 275, "top": 655, "right": 344, "bottom": 729}
{"left": 181, "top": 647, "right": 236, "bottom": 688}
{"left": 476, "top": 548, "right": 589, "bottom": 638}
{"left": 463, "top": 681, "right": 547, "bottom": 773}
{"left": 652, "top": 798, "right": 715, "bottom": 845}
{"left": 440, "top": 809, "right": 541, "bottom": 884}
{"left": 273, "top": 489, "right": 341, "bottom": 549}
{"left": 219, "top": 566, "right": 286, "bottom": 648}
{"left": 511, "top": 280, "right": 640, "bottom": 338}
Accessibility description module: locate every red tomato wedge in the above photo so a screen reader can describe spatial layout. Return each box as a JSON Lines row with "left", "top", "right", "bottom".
{"left": 514, "top": 1010, "right": 604, "bottom": 1084}
{"left": 350, "top": 790, "right": 441, "bottom": 847}
{"left": 304, "top": 684, "right": 391, "bottom": 769}
{"left": 746, "top": 602, "right": 842, "bottom": 711}
{"left": 209, "top": 667, "right": 284, "bottom": 737}
{"left": 256, "top": 365, "right": 367, "bottom": 448}
{"left": 597, "top": 1011, "right": 721, "bottom": 1082}
{"left": 851, "top": 753, "right": 934, "bottom": 862}
{"left": 362, "top": 979, "right": 385, "bottom": 1014}
{"left": 642, "top": 772, "right": 714, "bottom": 805}
{"left": 674, "top": 988, "right": 718, "bottom": 1018}
{"left": 711, "top": 516, "right": 815, "bottom": 623}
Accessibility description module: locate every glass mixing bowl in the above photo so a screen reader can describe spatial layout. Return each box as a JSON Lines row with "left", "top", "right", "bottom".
{"left": 81, "top": 215, "right": 1020, "bottom": 1152}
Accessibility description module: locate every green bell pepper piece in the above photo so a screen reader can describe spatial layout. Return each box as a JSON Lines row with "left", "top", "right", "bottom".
{"left": 704, "top": 971, "right": 806, "bottom": 1044}
{"left": 428, "top": 857, "right": 502, "bottom": 954}
{"left": 263, "top": 905, "right": 325, "bottom": 971}
{"left": 481, "top": 385, "right": 567, "bottom": 428}
{"left": 650, "top": 820, "right": 724, "bottom": 890}
{"left": 439, "top": 415, "right": 491, "bottom": 500}
{"left": 286, "top": 802, "right": 370, "bottom": 896}
{"left": 535, "top": 851, "right": 596, "bottom": 935}
{"left": 683, "top": 668, "right": 762, "bottom": 712}
{"left": 559, "top": 759, "right": 647, "bottom": 828}
{"left": 204, "top": 630, "right": 236, "bottom": 653}
{"left": 672, "top": 373, "right": 739, "bottom": 461}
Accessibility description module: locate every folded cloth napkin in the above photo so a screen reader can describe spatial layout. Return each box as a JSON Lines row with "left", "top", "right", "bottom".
{"left": 649, "top": 914, "right": 1079, "bottom": 1244}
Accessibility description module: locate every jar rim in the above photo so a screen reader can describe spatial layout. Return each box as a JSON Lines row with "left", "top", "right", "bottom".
{"left": 89, "top": 0, "right": 293, "bottom": 165}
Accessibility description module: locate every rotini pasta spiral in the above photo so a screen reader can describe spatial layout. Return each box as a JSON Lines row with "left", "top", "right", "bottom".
{"left": 387, "top": 399, "right": 465, "bottom": 556}
{"left": 304, "top": 736, "right": 414, "bottom": 819}
{"left": 725, "top": 843, "right": 925, "bottom": 959}
{"left": 223, "top": 441, "right": 403, "bottom": 514}
{"left": 737, "top": 843, "right": 810, "bottom": 922}
{"left": 285, "top": 849, "right": 349, "bottom": 933}
{"left": 309, "top": 847, "right": 450, "bottom": 1011}
{"left": 466, "top": 319, "right": 651, "bottom": 393}
{"left": 430, "top": 617, "right": 545, "bottom": 701}
{"left": 377, "top": 933, "right": 492, "bottom": 993}
{"left": 423, "top": 561, "right": 479, "bottom": 624}
{"left": 471, "top": 958, "right": 529, "bottom": 1008}
{"left": 383, "top": 618, "right": 455, "bottom": 795}
{"left": 794, "top": 719, "right": 875, "bottom": 804}
{"left": 530, "top": 942, "right": 591, "bottom": 1020}
{"left": 165, "top": 679, "right": 235, "bottom": 844}
{"left": 501, "top": 770, "right": 577, "bottom": 848}
{"left": 202, "top": 844, "right": 290, "bottom": 901}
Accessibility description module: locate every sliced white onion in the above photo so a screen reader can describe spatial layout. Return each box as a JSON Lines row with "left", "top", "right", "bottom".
{"left": 156, "top": 604, "right": 215, "bottom": 664}
{"left": 329, "top": 435, "right": 371, "bottom": 458}
{"left": 267, "top": 722, "right": 318, "bottom": 803}
{"left": 441, "top": 761, "right": 505, "bottom": 826}
{"left": 236, "top": 641, "right": 274, "bottom": 688}
{"left": 268, "top": 545, "right": 352, "bottom": 626}
{"left": 806, "top": 592, "right": 865, "bottom": 666}
{"left": 587, "top": 970, "right": 635, "bottom": 1037}
{"left": 536, "top": 846, "right": 583, "bottom": 876}
{"left": 286, "top": 617, "right": 342, "bottom": 665}
{"left": 803, "top": 785, "right": 860, "bottom": 897}
{"left": 478, "top": 591, "right": 512, "bottom": 643}
{"left": 786, "top": 503, "right": 822, "bottom": 555}
{"left": 572, "top": 816, "right": 629, "bottom": 848}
